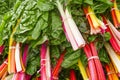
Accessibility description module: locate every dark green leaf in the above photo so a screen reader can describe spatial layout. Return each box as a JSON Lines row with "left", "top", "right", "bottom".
{"left": 62, "top": 50, "right": 80, "bottom": 68}
{"left": 98, "top": 47, "right": 110, "bottom": 64}
{"left": 26, "top": 48, "right": 40, "bottom": 75}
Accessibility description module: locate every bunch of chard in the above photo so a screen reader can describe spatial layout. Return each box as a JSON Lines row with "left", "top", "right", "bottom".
{"left": 40, "top": 42, "right": 52, "bottom": 80}
{"left": 56, "top": 0, "right": 85, "bottom": 50}
{"left": 8, "top": 42, "right": 25, "bottom": 74}
{"left": 7, "top": 44, "right": 29, "bottom": 80}
{"left": 104, "top": 43, "right": 120, "bottom": 75}
{"left": 105, "top": 63, "right": 119, "bottom": 80}
{"left": 84, "top": 42, "right": 106, "bottom": 80}
{"left": 102, "top": 17, "right": 120, "bottom": 53}
{"left": 83, "top": 6, "right": 106, "bottom": 34}
{"left": 111, "top": 0, "right": 120, "bottom": 28}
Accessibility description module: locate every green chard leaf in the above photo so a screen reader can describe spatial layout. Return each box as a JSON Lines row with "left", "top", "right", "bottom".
{"left": 98, "top": 47, "right": 110, "bottom": 64}
{"left": 37, "top": 0, "right": 54, "bottom": 11}
{"left": 62, "top": 49, "right": 80, "bottom": 68}
{"left": 103, "top": 32, "right": 111, "bottom": 41}
{"left": 26, "top": 47, "right": 40, "bottom": 75}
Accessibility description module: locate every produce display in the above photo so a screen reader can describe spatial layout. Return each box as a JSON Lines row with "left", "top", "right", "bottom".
{"left": 0, "top": 0, "right": 120, "bottom": 80}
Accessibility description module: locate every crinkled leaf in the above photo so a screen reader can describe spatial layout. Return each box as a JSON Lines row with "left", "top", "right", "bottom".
{"left": 37, "top": 0, "right": 54, "bottom": 11}
{"left": 32, "top": 18, "right": 48, "bottom": 40}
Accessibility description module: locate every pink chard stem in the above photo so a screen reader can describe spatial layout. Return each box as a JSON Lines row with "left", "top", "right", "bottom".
{"left": 22, "top": 44, "right": 29, "bottom": 67}
{"left": 84, "top": 44, "right": 98, "bottom": 80}
{"left": 40, "top": 41, "right": 52, "bottom": 80}
{"left": 90, "top": 42, "right": 106, "bottom": 80}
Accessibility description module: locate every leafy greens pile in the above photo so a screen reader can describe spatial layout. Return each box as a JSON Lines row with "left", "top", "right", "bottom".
{"left": 0, "top": 0, "right": 120, "bottom": 80}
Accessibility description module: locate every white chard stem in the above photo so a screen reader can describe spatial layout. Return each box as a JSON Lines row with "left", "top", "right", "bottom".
{"left": 104, "top": 43, "right": 120, "bottom": 73}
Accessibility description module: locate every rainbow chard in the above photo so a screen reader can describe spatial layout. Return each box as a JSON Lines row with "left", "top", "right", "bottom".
{"left": 90, "top": 42, "right": 106, "bottom": 80}
{"left": 65, "top": 7, "right": 85, "bottom": 48}
{"left": 111, "top": 0, "right": 120, "bottom": 28}
{"left": 83, "top": 6, "right": 106, "bottom": 34}
{"left": 0, "top": 45, "right": 4, "bottom": 54}
{"left": 56, "top": 0, "right": 85, "bottom": 50}
{"left": 102, "top": 17, "right": 120, "bottom": 53}
{"left": 105, "top": 63, "right": 119, "bottom": 80}
{"left": 40, "top": 42, "right": 52, "bottom": 80}
{"left": 10, "top": 44, "right": 28, "bottom": 80}
{"left": 104, "top": 43, "right": 120, "bottom": 74}
{"left": 52, "top": 50, "right": 66, "bottom": 80}
{"left": 69, "top": 69, "right": 76, "bottom": 80}
{"left": 84, "top": 44, "right": 98, "bottom": 80}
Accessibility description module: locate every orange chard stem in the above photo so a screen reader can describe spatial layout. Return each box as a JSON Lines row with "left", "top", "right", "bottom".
{"left": 0, "top": 64, "right": 8, "bottom": 78}
{"left": 8, "top": 41, "right": 16, "bottom": 73}
{"left": 1, "top": 70, "right": 7, "bottom": 80}
{"left": 83, "top": 7, "right": 95, "bottom": 33}
{"left": 111, "top": 7, "right": 118, "bottom": 27}
{"left": 105, "top": 65, "right": 113, "bottom": 80}
{"left": 86, "top": 66, "right": 90, "bottom": 79}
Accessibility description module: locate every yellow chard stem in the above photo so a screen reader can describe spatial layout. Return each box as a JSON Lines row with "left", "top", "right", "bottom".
{"left": 88, "top": 6, "right": 100, "bottom": 29}
{"left": 114, "top": 0, "right": 120, "bottom": 24}
{"left": 8, "top": 19, "right": 21, "bottom": 73}
{"left": 78, "top": 59, "right": 88, "bottom": 80}
{"left": 109, "top": 63, "right": 119, "bottom": 80}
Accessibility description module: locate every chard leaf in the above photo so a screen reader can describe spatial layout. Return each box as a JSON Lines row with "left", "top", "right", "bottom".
{"left": 79, "top": 50, "right": 87, "bottom": 67}
{"left": 26, "top": 48, "right": 40, "bottom": 75}
{"left": 93, "top": 3, "right": 110, "bottom": 13}
{"left": 98, "top": 47, "right": 110, "bottom": 64}
{"left": 62, "top": 50, "right": 80, "bottom": 68}
{"left": 83, "top": 0, "right": 93, "bottom": 5}
{"left": 32, "top": 18, "right": 48, "bottom": 40}
{"left": 88, "top": 35, "right": 97, "bottom": 42}
{"left": 97, "top": 0, "right": 113, "bottom": 6}
{"left": 37, "top": 0, "right": 54, "bottom": 11}
{"left": 103, "top": 32, "right": 111, "bottom": 41}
